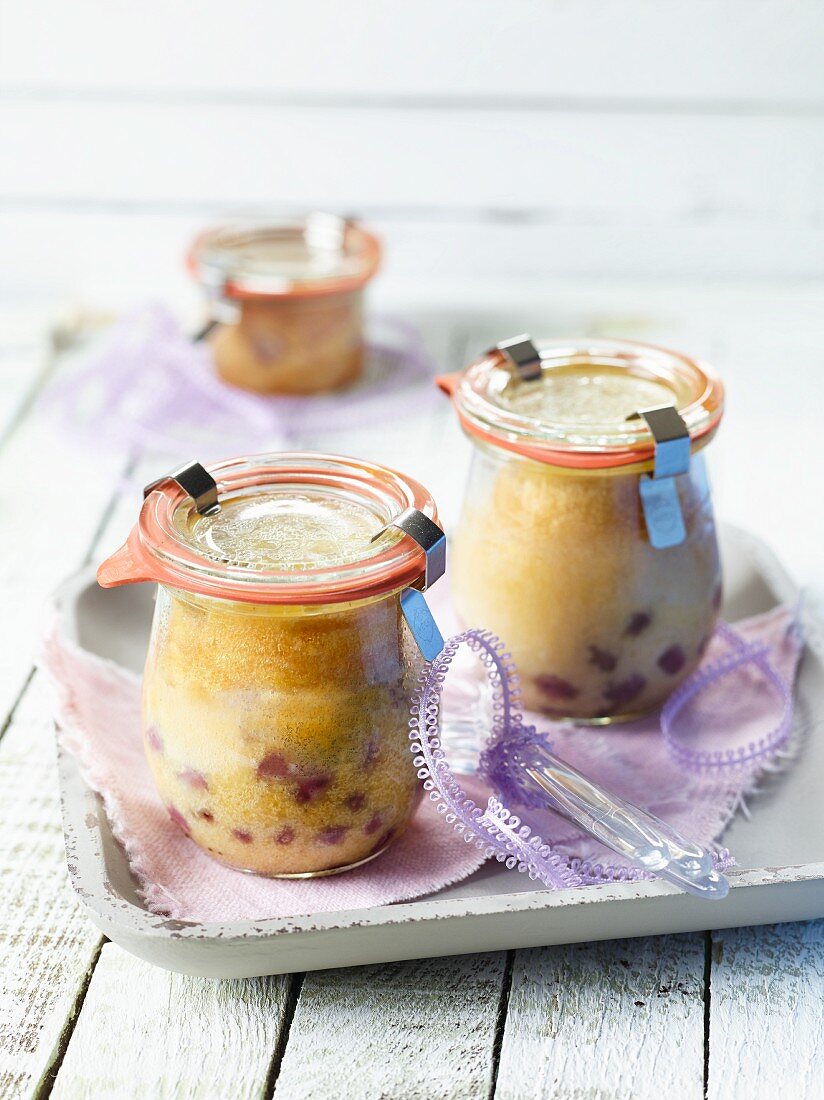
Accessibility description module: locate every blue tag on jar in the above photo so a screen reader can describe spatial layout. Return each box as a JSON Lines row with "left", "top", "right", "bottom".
{"left": 400, "top": 588, "right": 445, "bottom": 661}
{"left": 632, "top": 405, "right": 692, "bottom": 551}
{"left": 639, "top": 474, "right": 687, "bottom": 549}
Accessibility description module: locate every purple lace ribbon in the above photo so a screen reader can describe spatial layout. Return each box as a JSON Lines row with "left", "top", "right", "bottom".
{"left": 411, "top": 619, "right": 794, "bottom": 889}
{"left": 409, "top": 630, "right": 584, "bottom": 890}
{"left": 660, "top": 619, "right": 796, "bottom": 772}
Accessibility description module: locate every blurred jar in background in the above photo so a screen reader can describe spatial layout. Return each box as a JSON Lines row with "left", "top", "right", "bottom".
{"left": 189, "top": 215, "right": 381, "bottom": 395}
{"left": 440, "top": 338, "right": 725, "bottom": 724}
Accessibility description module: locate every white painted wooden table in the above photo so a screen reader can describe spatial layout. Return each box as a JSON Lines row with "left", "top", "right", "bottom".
{"left": 1, "top": 282, "right": 823, "bottom": 1100}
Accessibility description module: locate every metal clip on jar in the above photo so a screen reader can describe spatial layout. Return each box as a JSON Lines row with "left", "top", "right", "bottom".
{"left": 438, "top": 337, "right": 725, "bottom": 724}
{"left": 188, "top": 214, "right": 381, "bottom": 395}
{"left": 97, "top": 453, "right": 444, "bottom": 878}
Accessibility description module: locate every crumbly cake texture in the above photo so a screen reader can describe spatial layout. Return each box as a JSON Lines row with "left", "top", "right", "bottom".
{"left": 451, "top": 454, "right": 720, "bottom": 720}
{"left": 143, "top": 589, "right": 423, "bottom": 876}
{"left": 210, "top": 291, "right": 364, "bottom": 395}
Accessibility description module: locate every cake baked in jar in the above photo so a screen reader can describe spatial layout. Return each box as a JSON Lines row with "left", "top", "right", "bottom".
{"left": 439, "top": 337, "right": 725, "bottom": 723}
{"left": 188, "top": 215, "right": 381, "bottom": 395}
{"left": 97, "top": 453, "right": 441, "bottom": 876}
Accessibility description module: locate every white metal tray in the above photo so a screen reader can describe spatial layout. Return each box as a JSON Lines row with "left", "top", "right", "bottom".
{"left": 57, "top": 526, "right": 824, "bottom": 977}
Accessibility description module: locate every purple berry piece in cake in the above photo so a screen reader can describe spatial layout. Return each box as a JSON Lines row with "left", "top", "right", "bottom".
{"left": 535, "top": 674, "right": 579, "bottom": 701}
{"left": 146, "top": 726, "right": 163, "bottom": 752}
{"left": 177, "top": 768, "right": 208, "bottom": 791}
{"left": 625, "top": 611, "right": 652, "bottom": 637}
{"left": 658, "top": 645, "right": 686, "bottom": 675}
{"left": 389, "top": 681, "right": 409, "bottom": 707}
{"left": 295, "top": 775, "right": 332, "bottom": 804}
{"left": 603, "top": 673, "right": 647, "bottom": 709}
{"left": 196, "top": 809, "right": 214, "bottom": 822}
{"left": 167, "top": 805, "right": 189, "bottom": 835}
{"left": 363, "top": 736, "right": 380, "bottom": 771}
{"left": 588, "top": 645, "right": 618, "bottom": 673}
{"left": 232, "top": 828, "right": 253, "bottom": 844}
{"left": 257, "top": 752, "right": 290, "bottom": 779}
{"left": 316, "top": 825, "right": 349, "bottom": 846}
{"left": 345, "top": 792, "right": 366, "bottom": 812}
{"left": 276, "top": 827, "right": 295, "bottom": 845}
{"left": 363, "top": 813, "right": 383, "bottom": 836}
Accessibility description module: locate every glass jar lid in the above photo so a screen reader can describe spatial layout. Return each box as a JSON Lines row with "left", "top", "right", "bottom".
{"left": 98, "top": 453, "right": 437, "bottom": 605}
{"left": 440, "top": 338, "right": 724, "bottom": 470}
{"left": 188, "top": 214, "right": 381, "bottom": 299}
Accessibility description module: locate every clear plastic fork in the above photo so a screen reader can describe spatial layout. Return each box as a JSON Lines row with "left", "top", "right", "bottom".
{"left": 508, "top": 738, "right": 730, "bottom": 899}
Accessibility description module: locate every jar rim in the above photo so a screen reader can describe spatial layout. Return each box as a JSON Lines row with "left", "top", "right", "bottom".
{"left": 443, "top": 338, "right": 724, "bottom": 470}
{"left": 101, "top": 453, "right": 437, "bottom": 605}
{"left": 187, "top": 215, "right": 381, "bottom": 300}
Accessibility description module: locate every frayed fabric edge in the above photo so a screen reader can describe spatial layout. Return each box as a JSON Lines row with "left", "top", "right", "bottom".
{"left": 39, "top": 621, "right": 188, "bottom": 920}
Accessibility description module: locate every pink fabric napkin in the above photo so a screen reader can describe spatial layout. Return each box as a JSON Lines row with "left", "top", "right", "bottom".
{"left": 43, "top": 630, "right": 488, "bottom": 922}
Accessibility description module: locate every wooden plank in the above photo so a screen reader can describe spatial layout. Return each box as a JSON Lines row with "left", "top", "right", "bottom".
{"left": 0, "top": 327, "right": 136, "bottom": 1097}
{"left": 2, "top": 1, "right": 822, "bottom": 106}
{"left": 272, "top": 953, "right": 508, "bottom": 1099}
{"left": 50, "top": 943, "right": 292, "bottom": 1100}
{"left": 495, "top": 935, "right": 707, "bottom": 1100}
{"left": 707, "top": 921, "right": 824, "bottom": 1100}
{"left": 0, "top": 683, "right": 102, "bottom": 1099}
{"left": 0, "top": 352, "right": 130, "bottom": 732}
{"left": 5, "top": 212, "right": 824, "bottom": 315}
{"left": 0, "top": 343, "right": 54, "bottom": 450}
{"left": 4, "top": 102, "right": 822, "bottom": 224}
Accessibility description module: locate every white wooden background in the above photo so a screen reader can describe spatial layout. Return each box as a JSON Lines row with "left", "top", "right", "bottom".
{"left": 3, "top": 0, "right": 824, "bottom": 310}
{"left": 2, "top": 6, "right": 824, "bottom": 1098}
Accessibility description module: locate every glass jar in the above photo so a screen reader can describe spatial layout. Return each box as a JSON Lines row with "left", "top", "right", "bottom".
{"left": 188, "top": 215, "right": 381, "bottom": 395}
{"left": 440, "top": 338, "right": 724, "bottom": 723}
{"left": 97, "top": 453, "right": 439, "bottom": 877}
